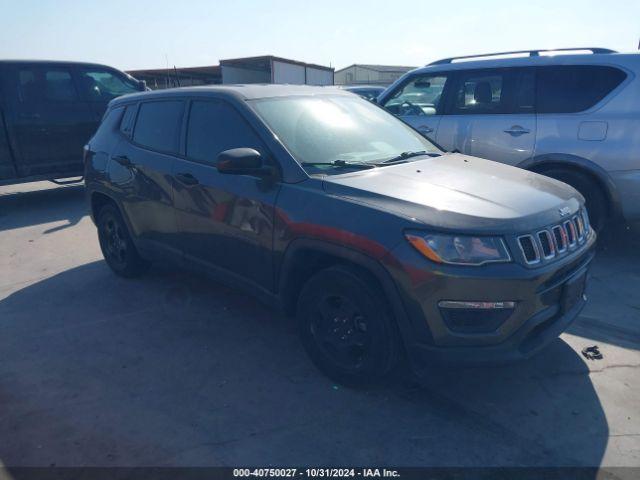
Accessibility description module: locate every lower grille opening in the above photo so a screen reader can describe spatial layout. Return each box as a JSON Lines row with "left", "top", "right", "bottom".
{"left": 439, "top": 307, "right": 514, "bottom": 334}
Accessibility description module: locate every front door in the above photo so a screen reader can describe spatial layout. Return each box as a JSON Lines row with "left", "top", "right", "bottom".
{"left": 7, "top": 64, "right": 95, "bottom": 178}
{"left": 436, "top": 68, "right": 536, "bottom": 166}
{"left": 380, "top": 73, "right": 450, "bottom": 141}
{"left": 172, "top": 99, "right": 280, "bottom": 291}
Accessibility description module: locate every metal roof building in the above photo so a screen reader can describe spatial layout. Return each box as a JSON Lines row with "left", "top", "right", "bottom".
{"left": 334, "top": 64, "right": 416, "bottom": 86}
{"left": 127, "top": 55, "right": 334, "bottom": 90}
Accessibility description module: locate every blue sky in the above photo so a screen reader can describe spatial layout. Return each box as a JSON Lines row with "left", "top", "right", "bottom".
{"left": 1, "top": 0, "right": 638, "bottom": 71}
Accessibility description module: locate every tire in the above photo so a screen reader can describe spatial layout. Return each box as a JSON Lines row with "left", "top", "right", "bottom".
{"left": 542, "top": 168, "right": 608, "bottom": 231}
{"left": 97, "top": 204, "right": 148, "bottom": 278}
{"left": 296, "top": 265, "right": 401, "bottom": 386}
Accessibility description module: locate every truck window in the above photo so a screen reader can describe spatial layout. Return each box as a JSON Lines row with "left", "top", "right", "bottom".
{"left": 132, "top": 101, "right": 184, "bottom": 154}
{"left": 18, "top": 67, "right": 78, "bottom": 103}
{"left": 77, "top": 68, "right": 141, "bottom": 101}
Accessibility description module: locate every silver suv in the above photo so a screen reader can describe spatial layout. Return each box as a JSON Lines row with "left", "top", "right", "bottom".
{"left": 377, "top": 48, "right": 640, "bottom": 230}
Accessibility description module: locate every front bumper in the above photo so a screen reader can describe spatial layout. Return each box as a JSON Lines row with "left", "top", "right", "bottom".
{"left": 384, "top": 230, "right": 596, "bottom": 368}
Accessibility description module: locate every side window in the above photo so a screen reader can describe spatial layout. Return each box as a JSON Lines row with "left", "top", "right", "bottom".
{"left": 186, "top": 100, "right": 264, "bottom": 164}
{"left": 382, "top": 74, "right": 448, "bottom": 116}
{"left": 133, "top": 101, "right": 184, "bottom": 153}
{"left": 119, "top": 104, "right": 137, "bottom": 137}
{"left": 18, "top": 67, "right": 78, "bottom": 102}
{"left": 513, "top": 69, "right": 535, "bottom": 113}
{"left": 45, "top": 70, "right": 77, "bottom": 101}
{"left": 451, "top": 71, "right": 505, "bottom": 114}
{"left": 77, "top": 68, "right": 141, "bottom": 101}
{"left": 537, "top": 65, "right": 626, "bottom": 114}
{"left": 18, "top": 69, "right": 38, "bottom": 102}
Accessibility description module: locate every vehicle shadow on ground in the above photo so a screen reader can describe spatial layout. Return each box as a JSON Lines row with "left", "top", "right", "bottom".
{"left": 568, "top": 226, "right": 640, "bottom": 351}
{"left": 0, "top": 185, "right": 86, "bottom": 233}
{"left": 0, "top": 260, "right": 608, "bottom": 469}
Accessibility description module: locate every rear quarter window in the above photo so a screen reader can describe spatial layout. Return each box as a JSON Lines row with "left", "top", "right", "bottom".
{"left": 536, "top": 65, "right": 626, "bottom": 113}
{"left": 91, "top": 106, "right": 125, "bottom": 150}
{"left": 133, "top": 100, "right": 184, "bottom": 153}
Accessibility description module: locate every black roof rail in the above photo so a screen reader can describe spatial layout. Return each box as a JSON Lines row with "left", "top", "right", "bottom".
{"left": 428, "top": 48, "right": 617, "bottom": 66}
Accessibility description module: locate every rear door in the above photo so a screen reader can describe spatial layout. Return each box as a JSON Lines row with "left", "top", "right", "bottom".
{"left": 110, "top": 99, "right": 184, "bottom": 258}
{"left": 6, "top": 63, "right": 95, "bottom": 178}
{"left": 172, "top": 99, "right": 280, "bottom": 291}
{"left": 380, "top": 73, "right": 451, "bottom": 141}
{"left": 0, "top": 65, "right": 18, "bottom": 180}
{"left": 436, "top": 68, "right": 536, "bottom": 166}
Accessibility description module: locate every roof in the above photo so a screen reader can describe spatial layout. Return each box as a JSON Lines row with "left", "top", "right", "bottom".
{"left": 0, "top": 59, "right": 119, "bottom": 69}
{"left": 219, "top": 55, "right": 334, "bottom": 72}
{"left": 127, "top": 65, "right": 221, "bottom": 79}
{"left": 110, "top": 84, "right": 352, "bottom": 105}
{"left": 335, "top": 64, "right": 416, "bottom": 74}
{"left": 128, "top": 65, "right": 220, "bottom": 74}
{"left": 410, "top": 51, "right": 640, "bottom": 74}
{"left": 339, "top": 85, "right": 386, "bottom": 91}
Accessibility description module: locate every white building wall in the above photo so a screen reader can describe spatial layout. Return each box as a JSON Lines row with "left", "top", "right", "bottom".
{"left": 306, "top": 67, "right": 333, "bottom": 85}
{"left": 221, "top": 65, "right": 270, "bottom": 84}
{"left": 272, "top": 60, "right": 306, "bottom": 84}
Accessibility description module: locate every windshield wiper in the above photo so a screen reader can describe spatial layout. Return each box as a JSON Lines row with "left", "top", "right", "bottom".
{"left": 381, "top": 150, "right": 440, "bottom": 164}
{"left": 301, "top": 160, "right": 377, "bottom": 170}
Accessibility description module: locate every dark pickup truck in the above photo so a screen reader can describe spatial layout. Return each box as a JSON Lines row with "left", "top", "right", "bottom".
{"left": 0, "top": 60, "right": 145, "bottom": 186}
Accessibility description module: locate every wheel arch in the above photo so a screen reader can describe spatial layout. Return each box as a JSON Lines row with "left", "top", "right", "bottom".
{"left": 519, "top": 153, "right": 622, "bottom": 219}
{"left": 277, "top": 239, "right": 414, "bottom": 345}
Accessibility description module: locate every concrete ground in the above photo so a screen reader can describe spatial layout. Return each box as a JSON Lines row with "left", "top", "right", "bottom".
{"left": 0, "top": 181, "right": 639, "bottom": 468}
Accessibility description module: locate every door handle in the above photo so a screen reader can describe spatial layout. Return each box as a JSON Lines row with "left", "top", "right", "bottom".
{"left": 113, "top": 155, "right": 133, "bottom": 168}
{"left": 504, "top": 126, "right": 531, "bottom": 136}
{"left": 417, "top": 125, "right": 434, "bottom": 134}
{"left": 175, "top": 172, "right": 199, "bottom": 186}
{"left": 19, "top": 113, "right": 41, "bottom": 120}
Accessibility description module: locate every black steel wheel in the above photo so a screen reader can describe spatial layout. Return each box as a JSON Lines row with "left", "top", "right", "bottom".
{"left": 297, "top": 265, "right": 401, "bottom": 386}
{"left": 97, "top": 204, "right": 148, "bottom": 278}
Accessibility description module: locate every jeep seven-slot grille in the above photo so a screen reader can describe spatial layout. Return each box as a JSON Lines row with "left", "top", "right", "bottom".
{"left": 518, "top": 235, "right": 539, "bottom": 263}
{"left": 517, "top": 208, "right": 590, "bottom": 265}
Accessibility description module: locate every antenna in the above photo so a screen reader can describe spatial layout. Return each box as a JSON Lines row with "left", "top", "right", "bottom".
{"left": 173, "top": 66, "right": 181, "bottom": 88}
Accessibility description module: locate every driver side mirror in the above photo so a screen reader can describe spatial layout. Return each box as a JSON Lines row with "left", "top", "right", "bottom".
{"left": 217, "top": 148, "right": 274, "bottom": 177}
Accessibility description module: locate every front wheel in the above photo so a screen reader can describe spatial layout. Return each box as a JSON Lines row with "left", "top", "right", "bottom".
{"left": 296, "top": 265, "right": 401, "bottom": 386}
{"left": 97, "top": 204, "right": 148, "bottom": 278}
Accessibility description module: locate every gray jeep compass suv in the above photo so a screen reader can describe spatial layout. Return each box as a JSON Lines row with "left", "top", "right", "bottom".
{"left": 84, "top": 85, "right": 596, "bottom": 385}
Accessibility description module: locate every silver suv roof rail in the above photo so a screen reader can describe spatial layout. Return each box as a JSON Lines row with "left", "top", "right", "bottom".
{"left": 428, "top": 47, "right": 617, "bottom": 66}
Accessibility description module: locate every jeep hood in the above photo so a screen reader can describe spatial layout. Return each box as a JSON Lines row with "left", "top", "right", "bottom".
{"left": 321, "top": 154, "right": 583, "bottom": 233}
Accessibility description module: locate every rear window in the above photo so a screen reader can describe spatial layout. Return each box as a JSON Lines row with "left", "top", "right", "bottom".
{"left": 536, "top": 65, "right": 626, "bottom": 113}
{"left": 133, "top": 101, "right": 184, "bottom": 153}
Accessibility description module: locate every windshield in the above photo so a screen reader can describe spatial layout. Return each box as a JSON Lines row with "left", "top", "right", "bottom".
{"left": 250, "top": 95, "right": 440, "bottom": 169}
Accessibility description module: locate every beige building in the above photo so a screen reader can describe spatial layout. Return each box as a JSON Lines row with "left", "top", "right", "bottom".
{"left": 334, "top": 64, "right": 416, "bottom": 86}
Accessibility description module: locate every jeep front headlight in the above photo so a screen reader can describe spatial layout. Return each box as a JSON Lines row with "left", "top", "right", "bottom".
{"left": 405, "top": 232, "right": 511, "bottom": 266}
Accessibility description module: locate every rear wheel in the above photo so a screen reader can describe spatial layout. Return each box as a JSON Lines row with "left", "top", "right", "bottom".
{"left": 296, "top": 265, "right": 401, "bottom": 386}
{"left": 97, "top": 204, "right": 148, "bottom": 278}
{"left": 542, "top": 168, "right": 608, "bottom": 231}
